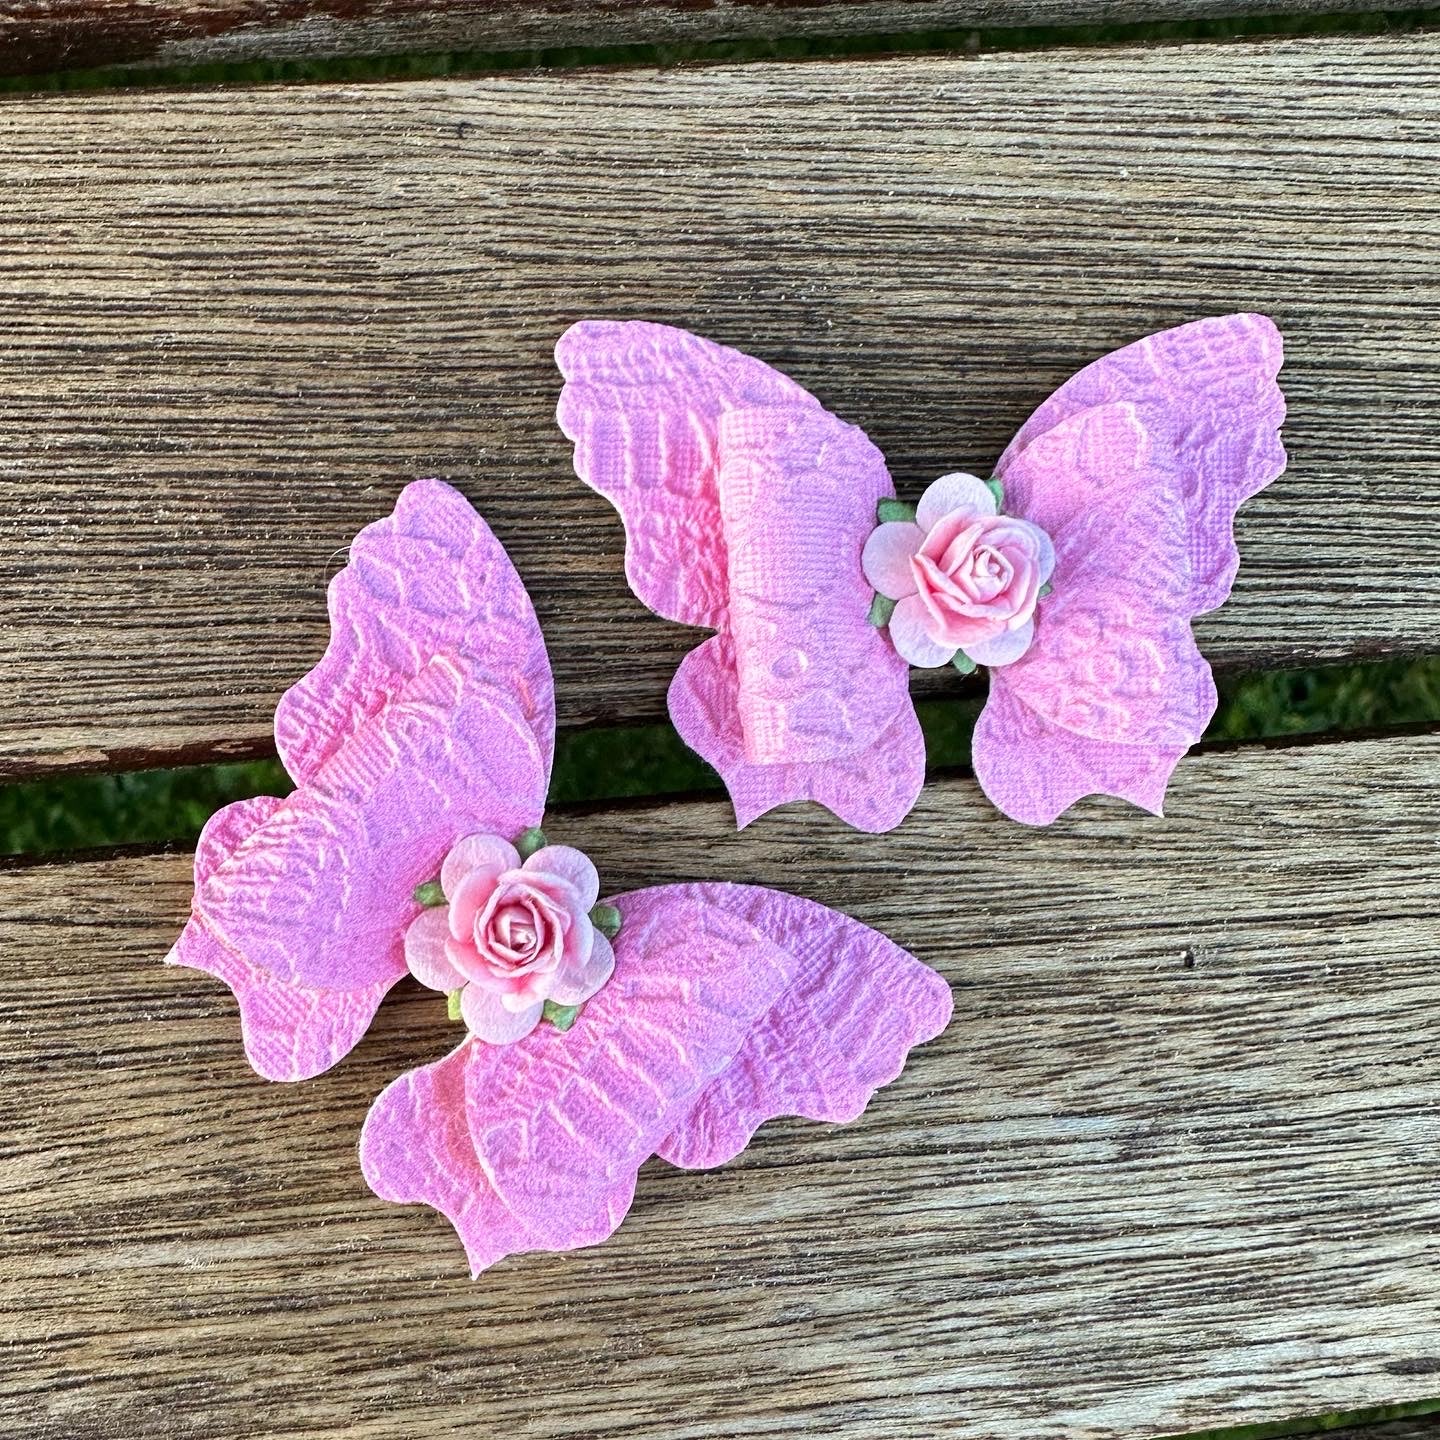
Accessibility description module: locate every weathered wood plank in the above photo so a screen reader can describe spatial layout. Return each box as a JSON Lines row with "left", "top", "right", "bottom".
{"left": 0, "top": 0, "right": 1373, "bottom": 81}
{"left": 4, "top": 729, "right": 1440, "bottom": 1438}
{"left": 2, "top": 37, "right": 1438, "bottom": 776}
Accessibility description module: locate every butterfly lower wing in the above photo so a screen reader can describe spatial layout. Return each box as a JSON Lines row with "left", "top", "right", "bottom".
{"left": 555, "top": 319, "right": 819, "bottom": 629}
{"left": 670, "top": 635, "right": 924, "bottom": 833}
{"left": 999, "top": 313, "right": 1285, "bottom": 615}
{"left": 167, "top": 796, "right": 400, "bottom": 1081}
{"left": 359, "top": 1043, "right": 639, "bottom": 1276}
{"left": 976, "top": 404, "right": 1220, "bottom": 824}
{"left": 274, "top": 477, "right": 556, "bottom": 790}
{"left": 655, "top": 887, "right": 953, "bottom": 1169}
{"left": 357, "top": 883, "right": 950, "bottom": 1275}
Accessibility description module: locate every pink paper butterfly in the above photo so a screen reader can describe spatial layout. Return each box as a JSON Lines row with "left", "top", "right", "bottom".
{"left": 166, "top": 479, "right": 952, "bottom": 1275}
{"left": 556, "top": 316, "right": 1286, "bottom": 832}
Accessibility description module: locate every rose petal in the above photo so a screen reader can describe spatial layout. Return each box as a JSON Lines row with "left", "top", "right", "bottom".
{"left": 548, "top": 929, "right": 615, "bottom": 1007}
{"left": 965, "top": 618, "right": 1036, "bottom": 668}
{"left": 441, "top": 834, "right": 520, "bottom": 896}
{"left": 523, "top": 845, "right": 600, "bottom": 912}
{"left": 404, "top": 908, "right": 468, "bottom": 993}
{"left": 889, "top": 593, "right": 957, "bottom": 668}
{"left": 500, "top": 979, "right": 549, "bottom": 1012}
{"left": 460, "top": 985, "right": 543, "bottom": 1045}
{"left": 449, "top": 865, "right": 503, "bottom": 942}
{"left": 860, "top": 522, "right": 924, "bottom": 600}
{"left": 916, "top": 472, "right": 997, "bottom": 530}
{"left": 918, "top": 512, "right": 984, "bottom": 567}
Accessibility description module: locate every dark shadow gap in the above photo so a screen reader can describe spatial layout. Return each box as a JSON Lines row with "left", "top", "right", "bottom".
{"left": 2, "top": 654, "right": 1437, "bottom": 856}
{"left": 0, "top": 7, "right": 1437, "bottom": 95}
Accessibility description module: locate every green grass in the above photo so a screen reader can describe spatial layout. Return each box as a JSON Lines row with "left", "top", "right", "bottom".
{"left": 5, "top": 655, "right": 1436, "bottom": 856}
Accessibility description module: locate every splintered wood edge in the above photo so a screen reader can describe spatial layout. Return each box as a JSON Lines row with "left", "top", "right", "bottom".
{"left": 3, "top": 728, "right": 1439, "bottom": 1438}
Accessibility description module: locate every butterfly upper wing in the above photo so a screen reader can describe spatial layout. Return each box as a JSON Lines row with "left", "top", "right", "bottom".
{"left": 555, "top": 319, "right": 817, "bottom": 629}
{"left": 557, "top": 321, "right": 920, "bottom": 829}
{"left": 359, "top": 883, "right": 951, "bottom": 1275}
{"left": 669, "top": 635, "right": 925, "bottom": 833}
{"left": 274, "top": 476, "right": 555, "bottom": 790}
{"left": 168, "top": 481, "right": 553, "bottom": 1078}
{"left": 999, "top": 313, "right": 1286, "bottom": 615}
{"left": 973, "top": 316, "right": 1286, "bottom": 825}
{"left": 975, "top": 403, "right": 1222, "bottom": 824}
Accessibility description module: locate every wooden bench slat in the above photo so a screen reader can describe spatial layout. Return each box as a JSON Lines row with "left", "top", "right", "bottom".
{"left": 4, "top": 728, "right": 1440, "bottom": 1437}
{"left": 2, "top": 37, "right": 1438, "bottom": 777}
{"left": 0, "top": 0, "right": 1375, "bottom": 81}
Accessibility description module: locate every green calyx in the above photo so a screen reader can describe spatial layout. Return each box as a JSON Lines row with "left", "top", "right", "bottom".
{"left": 543, "top": 999, "right": 582, "bottom": 1032}
{"left": 868, "top": 592, "right": 897, "bottom": 627}
{"left": 589, "top": 903, "right": 623, "bottom": 939}
{"left": 413, "top": 880, "right": 446, "bottom": 908}
{"left": 515, "top": 826, "right": 548, "bottom": 859}
{"left": 952, "top": 651, "right": 978, "bottom": 676}
{"left": 876, "top": 498, "right": 917, "bottom": 524}
{"left": 1038, "top": 581, "right": 1053, "bottom": 599}
{"left": 446, "top": 989, "right": 464, "bottom": 1023}
{"left": 985, "top": 477, "right": 1005, "bottom": 510}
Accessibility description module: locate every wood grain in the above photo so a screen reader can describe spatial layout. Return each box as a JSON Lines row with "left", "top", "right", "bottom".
{"left": 1, "top": 37, "right": 1439, "bottom": 776}
{"left": 0, "top": 0, "right": 1371, "bottom": 81}
{"left": 4, "top": 728, "right": 1440, "bottom": 1438}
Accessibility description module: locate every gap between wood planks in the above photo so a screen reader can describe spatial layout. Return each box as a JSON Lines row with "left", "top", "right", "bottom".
{"left": 4, "top": 657, "right": 1440, "bottom": 857}
{"left": 0, "top": 3, "right": 1437, "bottom": 90}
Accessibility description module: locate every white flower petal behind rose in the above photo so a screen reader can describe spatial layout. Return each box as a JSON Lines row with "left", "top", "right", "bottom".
{"left": 461, "top": 985, "right": 543, "bottom": 1045}
{"left": 916, "top": 472, "right": 997, "bottom": 531}
{"left": 861, "top": 521, "right": 924, "bottom": 600}
{"left": 966, "top": 618, "right": 1035, "bottom": 668}
{"left": 548, "top": 930, "right": 616, "bottom": 1008}
{"left": 889, "top": 594, "right": 958, "bottom": 668}
{"left": 404, "top": 907, "right": 467, "bottom": 992}
{"left": 441, "top": 833, "right": 520, "bottom": 896}
{"left": 523, "top": 844, "right": 601, "bottom": 912}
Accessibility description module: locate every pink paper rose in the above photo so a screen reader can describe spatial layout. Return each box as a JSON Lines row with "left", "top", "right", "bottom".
{"left": 404, "top": 834, "right": 616, "bottom": 1044}
{"left": 861, "top": 472, "right": 1056, "bottom": 670}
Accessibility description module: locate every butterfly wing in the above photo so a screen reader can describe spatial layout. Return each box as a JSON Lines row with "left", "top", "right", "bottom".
{"left": 555, "top": 319, "right": 817, "bottom": 628}
{"left": 167, "top": 480, "right": 553, "bottom": 1079}
{"left": 999, "top": 312, "right": 1285, "bottom": 614}
{"left": 974, "top": 317, "right": 1286, "bottom": 824}
{"left": 557, "top": 321, "right": 919, "bottom": 829}
{"left": 359, "top": 883, "right": 951, "bottom": 1275}
{"left": 274, "top": 476, "right": 555, "bottom": 789}
{"left": 669, "top": 635, "right": 925, "bottom": 833}
{"left": 165, "top": 794, "right": 399, "bottom": 1081}
{"left": 654, "top": 886, "right": 952, "bottom": 1169}
{"left": 976, "top": 403, "right": 1223, "bottom": 823}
